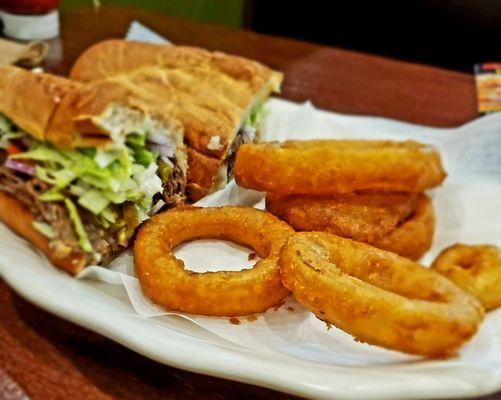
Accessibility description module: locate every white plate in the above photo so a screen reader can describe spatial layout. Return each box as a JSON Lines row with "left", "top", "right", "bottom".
{"left": 1, "top": 99, "right": 501, "bottom": 400}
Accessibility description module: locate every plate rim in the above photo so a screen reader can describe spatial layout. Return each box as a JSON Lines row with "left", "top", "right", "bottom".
{"left": 2, "top": 251, "right": 501, "bottom": 400}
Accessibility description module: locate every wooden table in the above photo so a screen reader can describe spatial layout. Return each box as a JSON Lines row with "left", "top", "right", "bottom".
{"left": 0, "top": 5, "right": 497, "bottom": 400}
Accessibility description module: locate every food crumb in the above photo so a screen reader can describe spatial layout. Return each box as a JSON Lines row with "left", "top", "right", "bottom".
{"left": 229, "top": 317, "right": 240, "bottom": 325}
{"left": 325, "top": 322, "right": 333, "bottom": 330}
{"left": 286, "top": 307, "right": 294, "bottom": 312}
{"left": 246, "top": 315, "right": 257, "bottom": 322}
{"left": 248, "top": 252, "right": 257, "bottom": 261}
{"left": 207, "top": 135, "right": 224, "bottom": 151}
{"left": 274, "top": 300, "right": 286, "bottom": 311}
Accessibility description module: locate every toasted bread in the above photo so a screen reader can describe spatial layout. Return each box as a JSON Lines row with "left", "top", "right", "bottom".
{"left": 70, "top": 40, "right": 283, "bottom": 199}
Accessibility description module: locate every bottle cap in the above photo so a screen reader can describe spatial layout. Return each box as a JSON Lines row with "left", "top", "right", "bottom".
{"left": 0, "top": 9, "right": 59, "bottom": 40}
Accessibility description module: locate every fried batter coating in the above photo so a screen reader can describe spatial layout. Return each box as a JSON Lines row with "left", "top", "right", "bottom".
{"left": 267, "top": 193, "right": 434, "bottom": 260}
{"left": 432, "top": 244, "right": 501, "bottom": 311}
{"left": 266, "top": 192, "right": 417, "bottom": 243}
{"left": 235, "top": 140, "right": 446, "bottom": 195}
{"left": 369, "top": 194, "right": 435, "bottom": 260}
{"left": 279, "top": 232, "right": 484, "bottom": 357}
{"left": 134, "top": 206, "right": 294, "bottom": 316}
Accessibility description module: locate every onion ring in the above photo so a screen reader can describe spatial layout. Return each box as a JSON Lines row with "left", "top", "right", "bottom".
{"left": 368, "top": 194, "right": 435, "bottom": 260}
{"left": 267, "top": 193, "right": 434, "bottom": 260}
{"left": 431, "top": 244, "right": 501, "bottom": 311}
{"left": 235, "top": 140, "right": 446, "bottom": 195}
{"left": 279, "top": 232, "right": 483, "bottom": 357}
{"left": 134, "top": 206, "right": 294, "bottom": 316}
{"left": 265, "top": 192, "right": 417, "bottom": 243}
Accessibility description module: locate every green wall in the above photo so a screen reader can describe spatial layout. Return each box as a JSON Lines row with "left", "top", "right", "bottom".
{"left": 60, "top": 0, "right": 245, "bottom": 28}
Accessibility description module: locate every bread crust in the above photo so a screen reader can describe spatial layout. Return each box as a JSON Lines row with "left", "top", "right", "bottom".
{"left": 46, "top": 77, "right": 163, "bottom": 149}
{"left": 73, "top": 45, "right": 282, "bottom": 158}
{"left": 90, "top": 68, "right": 238, "bottom": 158}
{"left": 70, "top": 40, "right": 284, "bottom": 199}
{"left": 0, "top": 191, "right": 86, "bottom": 275}
{"left": 0, "top": 66, "right": 79, "bottom": 141}
{"left": 0, "top": 66, "right": 186, "bottom": 152}
{"left": 186, "top": 147, "right": 225, "bottom": 201}
{"left": 70, "top": 39, "right": 282, "bottom": 94}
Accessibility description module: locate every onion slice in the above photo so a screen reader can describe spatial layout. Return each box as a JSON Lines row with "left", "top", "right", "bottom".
{"left": 150, "top": 199, "right": 166, "bottom": 215}
{"left": 4, "top": 159, "right": 36, "bottom": 176}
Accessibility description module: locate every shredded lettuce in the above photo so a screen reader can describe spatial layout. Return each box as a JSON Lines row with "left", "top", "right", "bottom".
{"left": 0, "top": 114, "right": 26, "bottom": 148}
{"left": 126, "top": 133, "right": 157, "bottom": 167}
{"left": 13, "top": 146, "right": 69, "bottom": 164}
{"left": 0, "top": 132, "right": 24, "bottom": 149}
{"left": 134, "top": 148, "right": 156, "bottom": 167}
{"left": 78, "top": 189, "right": 110, "bottom": 215}
{"left": 245, "top": 103, "right": 268, "bottom": 131}
{"left": 95, "top": 148, "right": 121, "bottom": 168}
{"left": 64, "top": 198, "right": 93, "bottom": 252}
{"left": 36, "top": 167, "right": 76, "bottom": 189}
{"left": 100, "top": 207, "right": 117, "bottom": 224}
{"left": 38, "top": 189, "right": 65, "bottom": 202}
{"left": 13, "top": 136, "right": 162, "bottom": 224}
{"left": 126, "top": 133, "right": 146, "bottom": 148}
{"left": 33, "top": 221, "right": 56, "bottom": 239}
{"left": 69, "top": 185, "right": 87, "bottom": 197}
{"left": 1, "top": 113, "right": 166, "bottom": 254}
{"left": 0, "top": 114, "right": 10, "bottom": 133}
{"left": 134, "top": 162, "right": 163, "bottom": 199}
{"left": 242, "top": 104, "right": 268, "bottom": 143}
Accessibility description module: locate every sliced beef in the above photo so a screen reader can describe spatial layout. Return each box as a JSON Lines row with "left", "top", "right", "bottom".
{"left": 0, "top": 165, "right": 41, "bottom": 215}
{"left": 0, "top": 154, "right": 121, "bottom": 266}
{"left": 162, "top": 157, "right": 187, "bottom": 207}
{"left": 0, "top": 162, "right": 82, "bottom": 257}
{"left": 82, "top": 214, "right": 121, "bottom": 265}
{"left": 226, "top": 128, "right": 251, "bottom": 180}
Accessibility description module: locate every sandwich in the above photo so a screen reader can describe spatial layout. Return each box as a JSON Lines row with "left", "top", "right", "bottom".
{"left": 0, "top": 66, "right": 187, "bottom": 274}
{"left": 70, "top": 40, "right": 283, "bottom": 200}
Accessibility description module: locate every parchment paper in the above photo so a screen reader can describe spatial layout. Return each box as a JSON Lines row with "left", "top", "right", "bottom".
{"left": 76, "top": 97, "right": 501, "bottom": 366}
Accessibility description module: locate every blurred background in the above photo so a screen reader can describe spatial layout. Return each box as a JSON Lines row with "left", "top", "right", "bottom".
{"left": 61, "top": 0, "right": 246, "bottom": 28}
{"left": 30, "top": 0, "right": 501, "bottom": 72}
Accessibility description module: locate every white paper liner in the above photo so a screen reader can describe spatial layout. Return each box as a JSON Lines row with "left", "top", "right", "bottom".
{"left": 66, "top": 98, "right": 501, "bottom": 368}
{"left": 125, "top": 21, "right": 171, "bottom": 45}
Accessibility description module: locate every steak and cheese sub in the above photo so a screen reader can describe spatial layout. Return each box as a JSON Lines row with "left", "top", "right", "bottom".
{"left": 0, "top": 66, "right": 187, "bottom": 274}
{"left": 70, "top": 40, "right": 283, "bottom": 200}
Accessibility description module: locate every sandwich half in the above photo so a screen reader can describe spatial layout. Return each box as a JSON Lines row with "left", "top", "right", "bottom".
{"left": 70, "top": 40, "right": 283, "bottom": 200}
{"left": 0, "top": 66, "right": 187, "bottom": 274}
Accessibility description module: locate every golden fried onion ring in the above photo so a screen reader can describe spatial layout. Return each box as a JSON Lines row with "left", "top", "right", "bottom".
{"left": 432, "top": 244, "right": 501, "bottom": 311}
{"left": 235, "top": 140, "right": 446, "bottom": 195}
{"left": 368, "top": 194, "right": 435, "bottom": 260}
{"left": 134, "top": 206, "right": 294, "bottom": 316}
{"left": 266, "top": 192, "right": 417, "bottom": 243}
{"left": 267, "top": 193, "right": 434, "bottom": 260}
{"left": 279, "top": 232, "right": 484, "bottom": 357}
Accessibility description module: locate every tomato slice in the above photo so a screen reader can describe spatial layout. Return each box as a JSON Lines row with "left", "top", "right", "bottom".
{"left": 6, "top": 143, "right": 23, "bottom": 155}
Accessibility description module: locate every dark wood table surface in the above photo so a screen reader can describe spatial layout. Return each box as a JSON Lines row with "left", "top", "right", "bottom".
{"left": 0, "top": 5, "right": 498, "bottom": 400}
